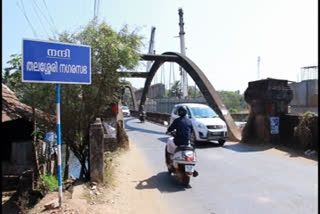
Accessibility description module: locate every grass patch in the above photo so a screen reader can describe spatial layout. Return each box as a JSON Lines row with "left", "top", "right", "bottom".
{"left": 42, "top": 174, "right": 58, "bottom": 192}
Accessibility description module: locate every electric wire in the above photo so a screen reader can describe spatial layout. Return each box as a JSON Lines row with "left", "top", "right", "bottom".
{"left": 17, "top": 0, "right": 38, "bottom": 37}
{"left": 42, "top": 0, "right": 59, "bottom": 35}
{"left": 31, "top": 0, "right": 51, "bottom": 38}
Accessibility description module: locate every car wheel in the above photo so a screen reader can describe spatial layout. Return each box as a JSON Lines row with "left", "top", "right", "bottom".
{"left": 218, "top": 140, "right": 225, "bottom": 147}
{"left": 190, "top": 131, "right": 196, "bottom": 146}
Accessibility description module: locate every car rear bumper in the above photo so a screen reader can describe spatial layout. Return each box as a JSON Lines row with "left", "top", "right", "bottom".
{"left": 196, "top": 130, "right": 228, "bottom": 141}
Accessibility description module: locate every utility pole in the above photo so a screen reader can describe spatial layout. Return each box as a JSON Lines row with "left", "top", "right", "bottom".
{"left": 94, "top": 0, "right": 100, "bottom": 19}
{"left": 146, "top": 26, "right": 156, "bottom": 72}
{"left": 257, "top": 56, "right": 261, "bottom": 80}
{"left": 178, "top": 8, "right": 188, "bottom": 98}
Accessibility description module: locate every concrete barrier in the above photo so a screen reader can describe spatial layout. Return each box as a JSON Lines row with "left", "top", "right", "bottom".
{"left": 89, "top": 118, "right": 104, "bottom": 183}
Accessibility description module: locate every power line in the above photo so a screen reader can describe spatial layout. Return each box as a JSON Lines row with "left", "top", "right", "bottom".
{"left": 17, "top": 0, "right": 38, "bottom": 37}
{"left": 31, "top": 0, "right": 51, "bottom": 38}
{"left": 42, "top": 0, "right": 59, "bottom": 35}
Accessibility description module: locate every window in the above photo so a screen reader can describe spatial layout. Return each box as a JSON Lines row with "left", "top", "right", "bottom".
{"left": 173, "top": 106, "right": 180, "bottom": 115}
{"left": 186, "top": 107, "right": 192, "bottom": 117}
{"left": 190, "top": 107, "right": 218, "bottom": 118}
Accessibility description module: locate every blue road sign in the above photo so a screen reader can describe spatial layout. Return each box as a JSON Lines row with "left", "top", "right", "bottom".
{"left": 22, "top": 39, "right": 91, "bottom": 84}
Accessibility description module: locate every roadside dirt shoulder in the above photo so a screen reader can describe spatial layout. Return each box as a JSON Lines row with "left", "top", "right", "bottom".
{"left": 28, "top": 142, "right": 169, "bottom": 214}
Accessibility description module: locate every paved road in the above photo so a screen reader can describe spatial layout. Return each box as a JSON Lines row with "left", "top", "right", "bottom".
{"left": 124, "top": 117, "right": 318, "bottom": 214}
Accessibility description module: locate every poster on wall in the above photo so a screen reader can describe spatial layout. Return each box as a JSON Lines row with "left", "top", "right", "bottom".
{"left": 270, "top": 117, "right": 280, "bottom": 134}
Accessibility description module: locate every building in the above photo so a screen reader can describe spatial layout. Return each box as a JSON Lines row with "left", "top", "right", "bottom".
{"left": 135, "top": 83, "right": 165, "bottom": 100}
{"left": 289, "top": 79, "right": 318, "bottom": 115}
{"left": 2, "top": 84, "right": 55, "bottom": 190}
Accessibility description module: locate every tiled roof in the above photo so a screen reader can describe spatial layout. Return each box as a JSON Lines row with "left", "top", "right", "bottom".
{"left": 2, "top": 84, "right": 55, "bottom": 123}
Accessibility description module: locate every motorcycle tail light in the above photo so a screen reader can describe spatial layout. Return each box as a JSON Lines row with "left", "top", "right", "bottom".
{"left": 185, "top": 155, "right": 194, "bottom": 162}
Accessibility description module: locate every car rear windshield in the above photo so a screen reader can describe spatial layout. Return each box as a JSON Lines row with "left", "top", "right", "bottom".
{"left": 122, "top": 106, "right": 129, "bottom": 110}
{"left": 190, "top": 107, "right": 218, "bottom": 118}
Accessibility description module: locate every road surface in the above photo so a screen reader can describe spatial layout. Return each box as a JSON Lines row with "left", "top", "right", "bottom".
{"left": 124, "top": 117, "right": 318, "bottom": 214}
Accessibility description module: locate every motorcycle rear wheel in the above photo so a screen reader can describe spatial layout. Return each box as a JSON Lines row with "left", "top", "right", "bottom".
{"left": 165, "top": 146, "right": 174, "bottom": 173}
{"left": 181, "top": 174, "right": 190, "bottom": 186}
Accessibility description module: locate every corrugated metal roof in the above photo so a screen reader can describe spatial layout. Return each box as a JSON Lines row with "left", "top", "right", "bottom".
{"left": 2, "top": 84, "right": 55, "bottom": 123}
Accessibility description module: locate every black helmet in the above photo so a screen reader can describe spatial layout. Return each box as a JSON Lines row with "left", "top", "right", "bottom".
{"left": 177, "top": 106, "right": 187, "bottom": 117}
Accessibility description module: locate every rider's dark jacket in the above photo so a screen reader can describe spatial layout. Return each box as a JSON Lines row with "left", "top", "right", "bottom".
{"left": 167, "top": 116, "right": 193, "bottom": 146}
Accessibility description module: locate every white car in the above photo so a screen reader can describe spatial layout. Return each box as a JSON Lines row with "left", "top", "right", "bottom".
{"left": 121, "top": 106, "right": 131, "bottom": 117}
{"left": 169, "top": 103, "right": 228, "bottom": 146}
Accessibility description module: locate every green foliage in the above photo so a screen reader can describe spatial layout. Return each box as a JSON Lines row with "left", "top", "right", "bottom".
{"left": 168, "top": 81, "right": 182, "bottom": 98}
{"left": 217, "top": 90, "right": 248, "bottom": 113}
{"left": 303, "top": 111, "right": 318, "bottom": 117}
{"left": 188, "top": 85, "right": 202, "bottom": 98}
{"left": 294, "top": 111, "right": 318, "bottom": 149}
{"left": 42, "top": 174, "right": 58, "bottom": 192}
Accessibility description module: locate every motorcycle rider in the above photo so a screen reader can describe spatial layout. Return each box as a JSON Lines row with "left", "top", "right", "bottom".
{"left": 166, "top": 106, "right": 198, "bottom": 177}
{"left": 139, "top": 105, "right": 146, "bottom": 122}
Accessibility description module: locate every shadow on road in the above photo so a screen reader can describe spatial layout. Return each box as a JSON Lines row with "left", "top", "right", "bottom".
{"left": 223, "top": 143, "right": 274, "bottom": 153}
{"left": 157, "top": 137, "right": 169, "bottom": 144}
{"left": 194, "top": 141, "right": 220, "bottom": 149}
{"left": 135, "top": 172, "right": 188, "bottom": 193}
{"left": 223, "top": 142, "right": 318, "bottom": 161}
{"left": 124, "top": 118, "right": 166, "bottom": 136}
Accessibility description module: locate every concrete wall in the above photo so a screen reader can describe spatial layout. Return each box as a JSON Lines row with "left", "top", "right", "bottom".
{"left": 2, "top": 141, "right": 34, "bottom": 175}
{"left": 289, "top": 79, "right": 318, "bottom": 114}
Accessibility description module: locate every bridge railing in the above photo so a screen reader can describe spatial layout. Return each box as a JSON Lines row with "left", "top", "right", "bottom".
{"left": 131, "top": 110, "right": 170, "bottom": 125}
{"left": 130, "top": 110, "right": 248, "bottom": 127}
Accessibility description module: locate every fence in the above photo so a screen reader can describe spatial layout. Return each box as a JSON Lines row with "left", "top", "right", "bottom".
{"left": 289, "top": 79, "right": 318, "bottom": 114}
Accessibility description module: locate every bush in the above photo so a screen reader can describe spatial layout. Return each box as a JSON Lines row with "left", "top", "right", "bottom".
{"left": 42, "top": 174, "right": 58, "bottom": 192}
{"left": 293, "top": 111, "right": 317, "bottom": 149}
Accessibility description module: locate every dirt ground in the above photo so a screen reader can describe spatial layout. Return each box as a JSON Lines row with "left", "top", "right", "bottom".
{"left": 27, "top": 142, "right": 170, "bottom": 214}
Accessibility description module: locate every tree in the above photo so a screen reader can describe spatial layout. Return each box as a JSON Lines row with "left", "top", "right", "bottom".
{"left": 217, "top": 90, "right": 248, "bottom": 113}
{"left": 60, "top": 21, "right": 142, "bottom": 179}
{"left": 3, "top": 19, "right": 143, "bottom": 180}
{"left": 168, "top": 81, "right": 182, "bottom": 98}
{"left": 188, "top": 85, "right": 202, "bottom": 98}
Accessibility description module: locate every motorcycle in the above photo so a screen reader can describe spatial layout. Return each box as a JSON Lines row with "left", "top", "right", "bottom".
{"left": 139, "top": 111, "right": 146, "bottom": 123}
{"left": 165, "top": 131, "right": 198, "bottom": 187}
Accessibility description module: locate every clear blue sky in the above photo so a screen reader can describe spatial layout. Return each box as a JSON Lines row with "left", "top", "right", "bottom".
{"left": 2, "top": 0, "right": 318, "bottom": 93}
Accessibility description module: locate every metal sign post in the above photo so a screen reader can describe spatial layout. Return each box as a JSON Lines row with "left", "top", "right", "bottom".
{"left": 56, "top": 84, "right": 62, "bottom": 206}
{"left": 22, "top": 39, "right": 91, "bottom": 208}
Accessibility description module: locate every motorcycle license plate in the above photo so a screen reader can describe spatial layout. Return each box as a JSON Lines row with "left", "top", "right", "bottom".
{"left": 185, "top": 165, "right": 195, "bottom": 173}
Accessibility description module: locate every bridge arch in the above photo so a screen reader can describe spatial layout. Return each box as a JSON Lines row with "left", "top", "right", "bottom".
{"left": 121, "top": 83, "right": 138, "bottom": 111}
{"left": 139, "top": 52, "right": 241, "bottom": 141}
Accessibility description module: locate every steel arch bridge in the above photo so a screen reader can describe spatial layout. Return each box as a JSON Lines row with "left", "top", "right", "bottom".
{"left": 119, "top": 52, "right": 241, "bottom": 142}
{"left": 121, "top": 83, "right": 138, "bottom": 111}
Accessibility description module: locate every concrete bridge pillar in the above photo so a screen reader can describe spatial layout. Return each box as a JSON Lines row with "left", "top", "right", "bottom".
{"left": 242, "top": 78, "right": 293, "bottom": 144}
{"left": 89, "top": 118, "right": 104, "bottom": 183}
